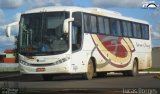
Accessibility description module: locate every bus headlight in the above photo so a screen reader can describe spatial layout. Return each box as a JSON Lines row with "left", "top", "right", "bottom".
{"left": 20, "top": 60, "right": 31, "bottom": 66}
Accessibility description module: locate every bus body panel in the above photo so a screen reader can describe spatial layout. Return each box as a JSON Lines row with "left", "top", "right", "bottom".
{"left": 79, "top": 33, "right": 152, "bottom": 72}
{"left": 19, "top": 53, "right": 75, "bottom": 74}
{"left": 17, "top": 6, "right": 152, "bottom": 75}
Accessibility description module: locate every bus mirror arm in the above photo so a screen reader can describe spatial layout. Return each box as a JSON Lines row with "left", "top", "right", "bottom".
{"left": 6, "top": 21, "right": 19, "bottom": 37}
{"left": 63, "top": 18, "right": 74, "bottom": 34}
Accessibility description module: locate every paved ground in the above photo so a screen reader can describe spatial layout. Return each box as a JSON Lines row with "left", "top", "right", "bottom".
{"left": 0, "top": 73, "right": 160, "bottom": 94}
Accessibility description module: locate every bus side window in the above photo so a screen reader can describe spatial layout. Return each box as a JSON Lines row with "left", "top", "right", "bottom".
{"left": 133, "top": 23, "right": 137, "bottom": 38}
{"left": 90, "top": 15, "right": 97, "bottom": 33}
{"left": 136, "top": 24, "right": 142, "bottom": 38}
{"left": 122, "top": 21, "right": 128, "bottom": 37}
{"left": 127, "top": 22, "right": 133, "bottom": 37}
{"left": 110, "top": 19, "right": 122, "bottom": 36}
{"left": 98, "top": 16, "right": 105, "bottom": 34}
{"left": 117, "top": 20, "right": 122, "bottom": 36}
{"left": 110, "top": 19, "right": 117, "bottom": 36}
{"left": 142, "top": 25, "right": 149, "bottom": 39}
{"left": 104, "top": 18, "right": 110, "bottom": 35}
{"left": 72, "top": 12, "right": 82, "bottom": 51}
{"left": 84, "top": 14, "right": 90, "bottom": 33}
{"left": 133, "top": 23, "right": 142, "bottom": 38}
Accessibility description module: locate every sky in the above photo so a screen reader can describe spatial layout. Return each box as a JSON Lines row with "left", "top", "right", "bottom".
{"left": 0, "top": 0, "right": 160, "bottom": 53}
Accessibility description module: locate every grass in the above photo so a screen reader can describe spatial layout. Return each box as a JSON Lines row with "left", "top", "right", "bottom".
{"left": 144, "top": 68, "right": 160, "bottom": 71}
{"left": 145, "top": 68, "right": 160, "bottom": 79}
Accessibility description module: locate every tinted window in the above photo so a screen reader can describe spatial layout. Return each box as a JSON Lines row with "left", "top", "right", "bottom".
{"left": 73, "top": 12, "right": 82, "bottom": 25}
{"left": 110, "top": 19, "right": 122, "bottom": 36}
{"left": 137, "top": 24, "right": 142, "bottom": 38}
{"left": 133, "top": 23, "right": 141, "bottom": 38}
{"left": 133, "top": 23, "right": 137, "bottom": 37}
{"left": 122, "top": 21, "right": 128, "bottom": 37}
{"left": 84, "top": 14, "right": 90, "bottom": 32}
{"left": 122, "top": 21, "right": 133, "bottom": 37}
{"left": 110, "top": 19, "right": 117, "bottom": 36}
{"left": 72, "top": 12, "right": 82, "bottom": 51}
{"left": 104, "top": 18, "right": 110, "bottom": 35}
{"left": 127, "top": 22, "right": 133, "bottom": 37}
{"left": 19, "top": 12, "right": 69, "bottom": 56}
{"left": 117, "top": 20, "right": 122, "bottom": 36}
{"left": 90, "top": 15, "right": 97, "bottom": 33}
{"left": 98, "top": 17, "right": 105, "bottom": 34}
{"left": 142, "top": 25, "right": 149, "bottom": 39}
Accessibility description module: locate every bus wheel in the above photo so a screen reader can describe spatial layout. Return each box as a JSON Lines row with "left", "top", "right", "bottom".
{"left": 128, "top": 60, "right": 138, "bottom": 76}
{"left": 42, "top": 74, "right": 53, "bottom": 81}
{"left": 83, "top": 59, "right": 94, "bottom": 80}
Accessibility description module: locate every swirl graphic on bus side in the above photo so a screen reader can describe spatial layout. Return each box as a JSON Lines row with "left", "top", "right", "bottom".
{"left": 91, "top": 34, "right": 135, "bottom": 68}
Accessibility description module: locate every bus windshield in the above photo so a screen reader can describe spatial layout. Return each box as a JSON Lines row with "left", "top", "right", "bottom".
{"left": 19, "top": 12, "right": 69, "bottom": 56}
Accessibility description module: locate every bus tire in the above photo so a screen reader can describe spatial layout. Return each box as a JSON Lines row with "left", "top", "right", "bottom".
{"left": 128, "top": 60, "right": 138, "bottom": 76}
{"left": 83, "top": 59, "right": 94, "bottom": 80}
{"left": 42, "top": 74, "right": 53, "bottom": 81}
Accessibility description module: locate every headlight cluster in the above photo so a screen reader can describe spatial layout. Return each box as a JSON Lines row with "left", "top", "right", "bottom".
{"left": 20, "top": 60, "right": 31, "bottom": 66}
{"left": 19, "top": 56, "right": 70, "bottom": 66}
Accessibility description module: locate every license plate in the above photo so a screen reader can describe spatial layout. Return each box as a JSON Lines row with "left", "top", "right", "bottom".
{"left": 36, "top": 68, "right": 45, "bottom": 72}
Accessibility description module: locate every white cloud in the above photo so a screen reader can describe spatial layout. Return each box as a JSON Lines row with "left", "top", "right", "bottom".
{"left": 0, "top": 24, "right": 19, "bottom": 36}
{"left": 0, "top": 35, "right": 15, "bottom": 50}
{"left": 0, "top": 9, "right": 5, "bottom": 25}
{"left": 0, "top": 12, "right": 20, "bottom": 36}
{"left": 152, "top": 9, "right": 160, "bottom": 17}
{"left": 151, "top": 23, "right": 160, "bottom": 47}
{"left": 0, "top": 25, "right": 5, "bottom": 30}
{"left": 152, "top": 23, "right": 160, "bottom": 39}
{"left": 0, "top": 24, "right": 17, "bottom": 52}
{"left": 12, "top": 25, "right": 19, "bottom": 35}
{"left": 0, "top": 0, "right": 23, "bottom": 9}
{"left": 14, "top": 13, "right": 21, "bottom": 21}
{"left": 0, "top": 0, "right": 74, "bottom": 9}
{"left": 152, "top": 39, "right": 160, "bottom": 47}
{"left": 0, "top": 25, "right": 6, "bottom": 34}
{"left": 0, "top": 9, "right": 3, "bottom": 17}
{"left": 91, "top": 0, "right": 144, "bottom": 8}
{"left": 27, "top": 0, "right": 74, "bottom": 8}
{"left": 0, "top": 35, "right": 15, "bottom": 44}
{"left": 152, "top": 31, "right": 160, "bottom": 39}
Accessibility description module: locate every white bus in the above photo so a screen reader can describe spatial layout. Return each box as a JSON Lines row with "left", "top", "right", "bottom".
{"left": 6, "top": 6, "right": 152, "bottom": 80}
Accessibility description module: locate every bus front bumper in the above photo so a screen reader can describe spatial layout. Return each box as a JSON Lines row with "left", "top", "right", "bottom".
{"left": 19, "top": 63, "right": 70, "bottom": 74}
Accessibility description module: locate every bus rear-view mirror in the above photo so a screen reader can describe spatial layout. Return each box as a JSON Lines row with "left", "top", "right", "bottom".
{"left": 5, "top": 22, "right": 19, "bottom": 37}
{"left": 6, "top": 26, "right": 11, "bottom": 37}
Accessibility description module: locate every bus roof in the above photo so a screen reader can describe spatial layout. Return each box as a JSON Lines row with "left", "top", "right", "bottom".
{"left": 24, "top": 6, "right": 149, "bottom": 24}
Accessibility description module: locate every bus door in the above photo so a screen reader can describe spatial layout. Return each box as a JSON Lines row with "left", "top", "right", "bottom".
{"left": 71, "top": 12, "right": 85, "bottom": 73}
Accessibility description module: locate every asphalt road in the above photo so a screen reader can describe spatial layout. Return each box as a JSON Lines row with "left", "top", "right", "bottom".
{"left": 0, "top": 73, "right": 160, "bottom": 94}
